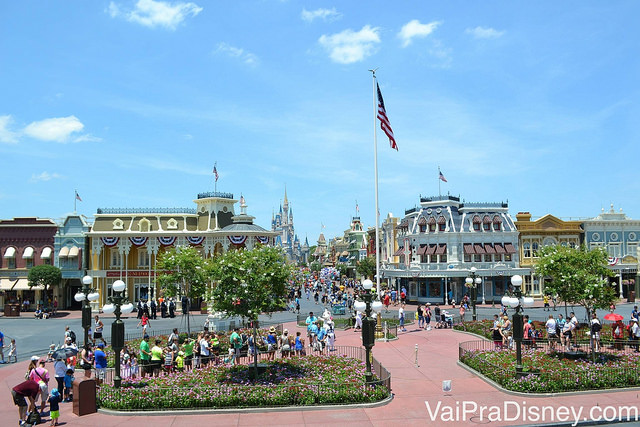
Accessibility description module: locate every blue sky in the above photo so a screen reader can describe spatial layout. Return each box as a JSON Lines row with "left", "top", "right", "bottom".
{"left": 1, "top": 1, "right": 638, "bottom": 242}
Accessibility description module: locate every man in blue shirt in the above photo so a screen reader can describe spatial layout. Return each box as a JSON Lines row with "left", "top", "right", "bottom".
{"left": 316, "top": 326, "right": 327, "bottom": 351}
{"left": 0, "top": 330, "right": 5, "bottom": 363}
{"left": 94, "top": 343, "right": 107, "bottom": 385}
{"left": 632, "top": 306, "right": 639, "bottom": 321}
{"left": 305, "top": 312, "right": 317, "bottom": 328}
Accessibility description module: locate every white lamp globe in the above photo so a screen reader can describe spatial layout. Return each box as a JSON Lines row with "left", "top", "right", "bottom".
{"left": 102, "top": 303, "right": 115, "bottom": 314}
{"left": 121, "top": 303, "right": 134, "bottom": 314}
{"left": 509, "top": 297, "right": 520, "bottom": 308}
{"left": 112, "top": 280, "right": 126, "bottom": 293}
{"left": 74, "top": 292, "right": 86, "bottom": 302}
{"left": 371, "top": 301, "right": 383, "bottom": 313}
{"left": 523, "top": 297, "right": 535, "bottom": 307}
{"left": 465, "top": 277, "right": 473, "bottom": 285}
{"left": 362, "top": 279, "right": 373, "bottom": 290}
{"left": 501, "top": 295, "right": 510, "bottom": 307}
{"left": 511, "top": 275, "right": 523, "bottom": 288}
{"left": 82, "top": 275, "right": 93, "bottom": 286}
{"left": 354, "top": 300, "right": 366, "bottom": 312}
{"left": 87, "top": 292, "right": 100, "bottom": 302}
{"left": 475, "top": 277, "right": 482, "bottom": 285}
{"left": 470, "top": 267, "right": 477, "bottom": 274}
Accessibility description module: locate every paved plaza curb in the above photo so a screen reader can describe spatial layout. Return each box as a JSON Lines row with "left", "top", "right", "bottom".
{"left": 97, "top": 394, "right": 394, "bottom": 416}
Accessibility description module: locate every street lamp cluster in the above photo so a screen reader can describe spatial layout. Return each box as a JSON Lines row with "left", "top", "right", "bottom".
{"left": 354, "top": 279, "right": 382, "bottom": 384}
{"left": 501, "top": 274, "right": 534, "bottom": 378}
{"left": 74, "top": 277, "right": 133, "bottom": 388}
{"left": 465, "top": 267, "right": 482, "bottom": 321}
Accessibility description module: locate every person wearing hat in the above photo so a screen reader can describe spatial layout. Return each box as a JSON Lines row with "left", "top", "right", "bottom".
{"left": 139, "top": 334, "right": 152, "bottom": 378}
{"left": 266, "top": 327, "right": 277, "bottom": 360}
{"left": 94, "top": 343, "right": 107, "bottom": 385}
{"left": 279, "top": 329, "right": 291, "bottom": 358}
{"left": 49, "top": 387, "right": 62, "bottom": 426}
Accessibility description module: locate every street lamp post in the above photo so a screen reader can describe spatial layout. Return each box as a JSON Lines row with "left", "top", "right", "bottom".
{"left": 74, "top": 275, "right": 100, "bottom": 349}
{"left": 502, "top": 275, "right": 534, "bottom": 379}
{"left": 354, "top": 279, "right": 383, "bottom": 384}
{"left": 465, "top": 267, "right": 482, "bottom": 321}
{"left": 102, "top": 280, "right": 134, "bottom": 388}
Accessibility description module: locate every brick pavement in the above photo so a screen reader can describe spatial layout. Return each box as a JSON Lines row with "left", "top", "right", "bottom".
{"left": 2, "top": 320, "right": 640, "bottom": 426}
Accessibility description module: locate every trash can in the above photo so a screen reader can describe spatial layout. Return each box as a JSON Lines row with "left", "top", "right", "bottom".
{"left": 628, "top": 291, "right": 636, "bottom": 303}
{"left": 72, "top": 378, "right": 97, "bottom": 416}
{"left": 3, "top": 304, "right": 20, "bottom": 317}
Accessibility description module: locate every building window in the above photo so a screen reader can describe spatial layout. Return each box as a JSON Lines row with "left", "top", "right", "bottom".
{"left": 439, "top": 223, "right": 446, "bottom": 231}
{"left": 483, "top": 222, "right": 490, "bottom": 231}
{"left": 464, "top": 254, "right": 471, "bottom": 263}
{"left": 110, "top": 249, "right": 122, "bottom": 268}
{"left": 505, "top": 253, "right": 512, "bottom": 262}
{"left": 138, "top": 218, "right": 151, "bottom": 232}
{"left": 484, "top": 254, "right": 492, "bottom": 262}
{"left": 138, "top": 249, "right": 150, "bottom": 267}
{"left": 419, "top": 225, "right": 426, "bottom": 233}
{"left": 429, "top": 223, "right": 436, "bottom": 232}
{"left": 428, "top": 282, "right": 442, "bottom": 297}
{"left": 113, "top": 219, "right": 124, "bottom": 230}
{"left": 532, "top": 242, "right": 539, "bottom": 257}
{"left": 628, "top": 243, "right": 638, "bottom": 257}
{"left": 419, "top": 283, "right": 427, "bottom": 298}
{"left": 134, "top": 279, "right": 151, "bottom": 301}
{"left": 7, "top": 258, "right": 16, "bottom": 269}
{"left": 167, "top": 218, "right": 178, "bottom": 230}
{"left": 473, "top": 223, "right": 480, "bottom": 231}
{"left": 26, "top": 258, "right": 34, "bottom": 269}
{"left": 608, "top": 244, "right": 620, "bottom": 257}
{"left": 430, "top": 255, "right": 437, "bottom": 263}
{"left": 523, "top": 243, "right": 531, "bottom": 258}
{"left": 440, "top": 254, "right": 447, "bottom": 263}
{"left": 590, "top": 242, "right": 604, "bottom": 250}
{"left": 474, "top": 254, "right": 482, "bottom": 263}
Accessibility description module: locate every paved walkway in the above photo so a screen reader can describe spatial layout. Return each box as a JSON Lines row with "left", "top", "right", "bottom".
{"left": 2, "top": 319, "right": 640, "bottom": 426}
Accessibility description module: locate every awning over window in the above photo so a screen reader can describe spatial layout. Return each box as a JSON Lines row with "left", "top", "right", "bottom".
{"left": 41, "top": 247, "right": 52, "bottom": 259}
{"left": 59, "top": 247, "right": 70, "bottom": 258}
{"left": 473, "top": 243, "right": 485, "bottom": 254}
{"left": 417, "top": 244, "right": 428, "bottom": 255}
{"left": 484, "top": 244, "right": 496, "bottom": 254}
{"left": 393, "top": 247, "right": 404, "bottom": 256}
{"left": 436, "top": 244, "right": 447, "bottom": 255}
{"left": 68, "top": 246, "right": 79, "bottom": 257}
{"left": 494, "top": 243, "right": 506, "bottom": 254}
{"left": 426, "top": 244, "right": 437, "bottom": 255}
{"left": 23, "top": 247, "right": 34, "bottom": 259}
{"left": 4, "top": 247, "right": 16, "bottom": 258}
{"left": 463, "top": 243, "right": 474, "bottom": 255}
{"left": 504, "top": 243, "right": 516, "bottom": 254}
{"left": 12, "top": 279, "right": 31, "bottom": 290}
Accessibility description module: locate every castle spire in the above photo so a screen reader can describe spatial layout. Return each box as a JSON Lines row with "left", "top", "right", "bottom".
{"left": 283, "top": 186, "right": 289, "bottom": 207}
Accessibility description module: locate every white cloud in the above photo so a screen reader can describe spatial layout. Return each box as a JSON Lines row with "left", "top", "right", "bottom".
{"left": 0, "top": 115, "right": 19, "bottom": 143}
{"left": 465, "top": 26, "right": 505, "bottom": 39}
{"left": 301, "top": 8, "right": 341, "bottom": 23}
{"left": 30, "top": 171, "right": 63, "bottom": 182}
{"left": 214, "top": 42, "right": 259, "bottom": 66}
{"left": 398, "top": 19, "right": 441, "bottom": 47}
{"left": 23, "top": 116, "right": 85, "bottom": 143}
{"left": 108, "top": 0, "right": 202, "bottom": 30}
{"left": 73, "top": 134, "right": 103, "bottom": 143}
{"left": 318, "top": 25, "right": 380, "bottom": 64}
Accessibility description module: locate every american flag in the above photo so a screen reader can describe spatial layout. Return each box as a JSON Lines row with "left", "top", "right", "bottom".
{"left": 213, "top": 165, "right": 219, "bottom": 182}
{"left": 75, "top": 191, "right": 82, "bottom": 202}
{"left": 377, "top": 83, "right": 397, "bottom": 151}
{"left": 439, "top": 171, "right": 448, "bottom": 182}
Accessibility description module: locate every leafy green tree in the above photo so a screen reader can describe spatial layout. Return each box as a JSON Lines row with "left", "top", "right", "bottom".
{"left": 310, "top": 261, "right": 321, "bottom": 272}
{"left": 209, "top": 245, "right": 291, "bottom": 376}
{"left": 535, "top": 245, "right": 616, "bottom": 319}
{"left": 28, "top": 265, "right": 61, "bottom": 310}
{"left": 336, "top": 263, "right": 349, "bottom": 278}
{"left": 356, "top": 256, "right": 376, "bottom": 279}
{"left": 156, "top": 246, "right": 210, "bottom": 334}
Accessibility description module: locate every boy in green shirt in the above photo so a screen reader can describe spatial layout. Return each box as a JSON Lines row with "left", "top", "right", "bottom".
{"left": 139, "top": 334, "right": 151, "bottom": 378}
{"left": 229, "top": 328, "right": 242, "bottom": 365}
{"left": 183, "top": 339, "right": 194, "bottom": 371}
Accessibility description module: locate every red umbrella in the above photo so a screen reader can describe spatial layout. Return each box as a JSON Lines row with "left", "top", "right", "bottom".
{"left": 604, "top": 313, "right": 624, "bottom": 321}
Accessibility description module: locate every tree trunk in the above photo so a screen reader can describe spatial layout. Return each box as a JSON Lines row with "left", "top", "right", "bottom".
{"left": 252, "top": 321, "right": 259, "bottom": 379}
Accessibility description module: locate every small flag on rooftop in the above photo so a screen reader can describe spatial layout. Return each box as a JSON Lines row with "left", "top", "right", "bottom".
{"left": 213, "top": 165, "right": 219, "bottom": 182}
{"left": 75, "top": 191, "right": 82, "bottom": 202}
{"left": 439, "top": 171, "right": 448, "bottom": 183}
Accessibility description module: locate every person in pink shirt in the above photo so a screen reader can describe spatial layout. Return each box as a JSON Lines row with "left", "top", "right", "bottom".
{"left": 29, "top": 359, "right": 50, "bottom": 413}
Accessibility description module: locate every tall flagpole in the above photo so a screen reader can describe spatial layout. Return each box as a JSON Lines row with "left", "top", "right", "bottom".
{"left": 74, "top": 189, "right": 77, "bottom": 214}
{"left": 438, "top": 166, "right": 441, "bottom": 197}
{"left": 369, "top": 69, "right": 381, "bottom": 296}
{"left": 214, "top": 162, "right": 218, "bottom": 194}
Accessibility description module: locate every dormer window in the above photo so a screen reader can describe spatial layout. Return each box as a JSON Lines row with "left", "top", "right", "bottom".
{"left": 167, "top": 218, "right": 178, "bottom": 230}
{"left": 112, "top": 219, "right": 124, "bottom": 230}
{"left": 138, "top": 218, "right": 151, "bottom": 232}
{"left": 438, "top": 216, "right": 446, "bottom": 232}
{"left": 472, "top": 216, "right": 481, "bottom": 231}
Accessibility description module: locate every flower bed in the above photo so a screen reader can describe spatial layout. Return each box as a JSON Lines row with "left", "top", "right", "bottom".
{"left": 97, "top": 354, "right": 389, "bottom": 410}
{"left": 460, "top": 345, "right": 640, "bottom": 393}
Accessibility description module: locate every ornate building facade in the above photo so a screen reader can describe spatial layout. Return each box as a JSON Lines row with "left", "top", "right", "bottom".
{"left": 0, "top": 217, "right": 57, "bottom": 307}
{"left": 87, "top": 191, "right": 277, "bottom": 306}
{"left": 583, "top": 205, "right": 640, "bottom": 299}
{"left": 381, "top": 195, "right": 528, "bottom": 304}
{"left": 55, "top": 214, "right": 92, "bottom": 309}
{"left": 514, "top": 212, "right": 583, "bottom": 297}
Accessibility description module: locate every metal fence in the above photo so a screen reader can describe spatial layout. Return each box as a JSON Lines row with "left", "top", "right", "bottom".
{"left": 97, "top": 345, "right": 391, "bottom": 411}
{"left": 458, "top": 339, "right": 640, "bottom": 393}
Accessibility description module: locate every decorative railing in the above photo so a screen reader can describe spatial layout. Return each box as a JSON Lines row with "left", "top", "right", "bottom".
{"left": 96, "top": 208, "right": 196, "bottom": 214}
{"left": 420, "top": 195, "right": 460, "bottom": 203}
{"left": 461, "top": 202, "right": 508, "bottom": 208}
{"left": 197, "top": 191, "right": 234, "bottom": 199}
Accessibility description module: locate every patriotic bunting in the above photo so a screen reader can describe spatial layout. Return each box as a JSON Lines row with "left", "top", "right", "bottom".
{"left": 158, "top": 236, "right": 177, "bottom": 246}
{"left": 101, "top": 237, "right": 119, "bottom": 247}
{"left": 129, "top": 236, "right": 148, "bottom": 246}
